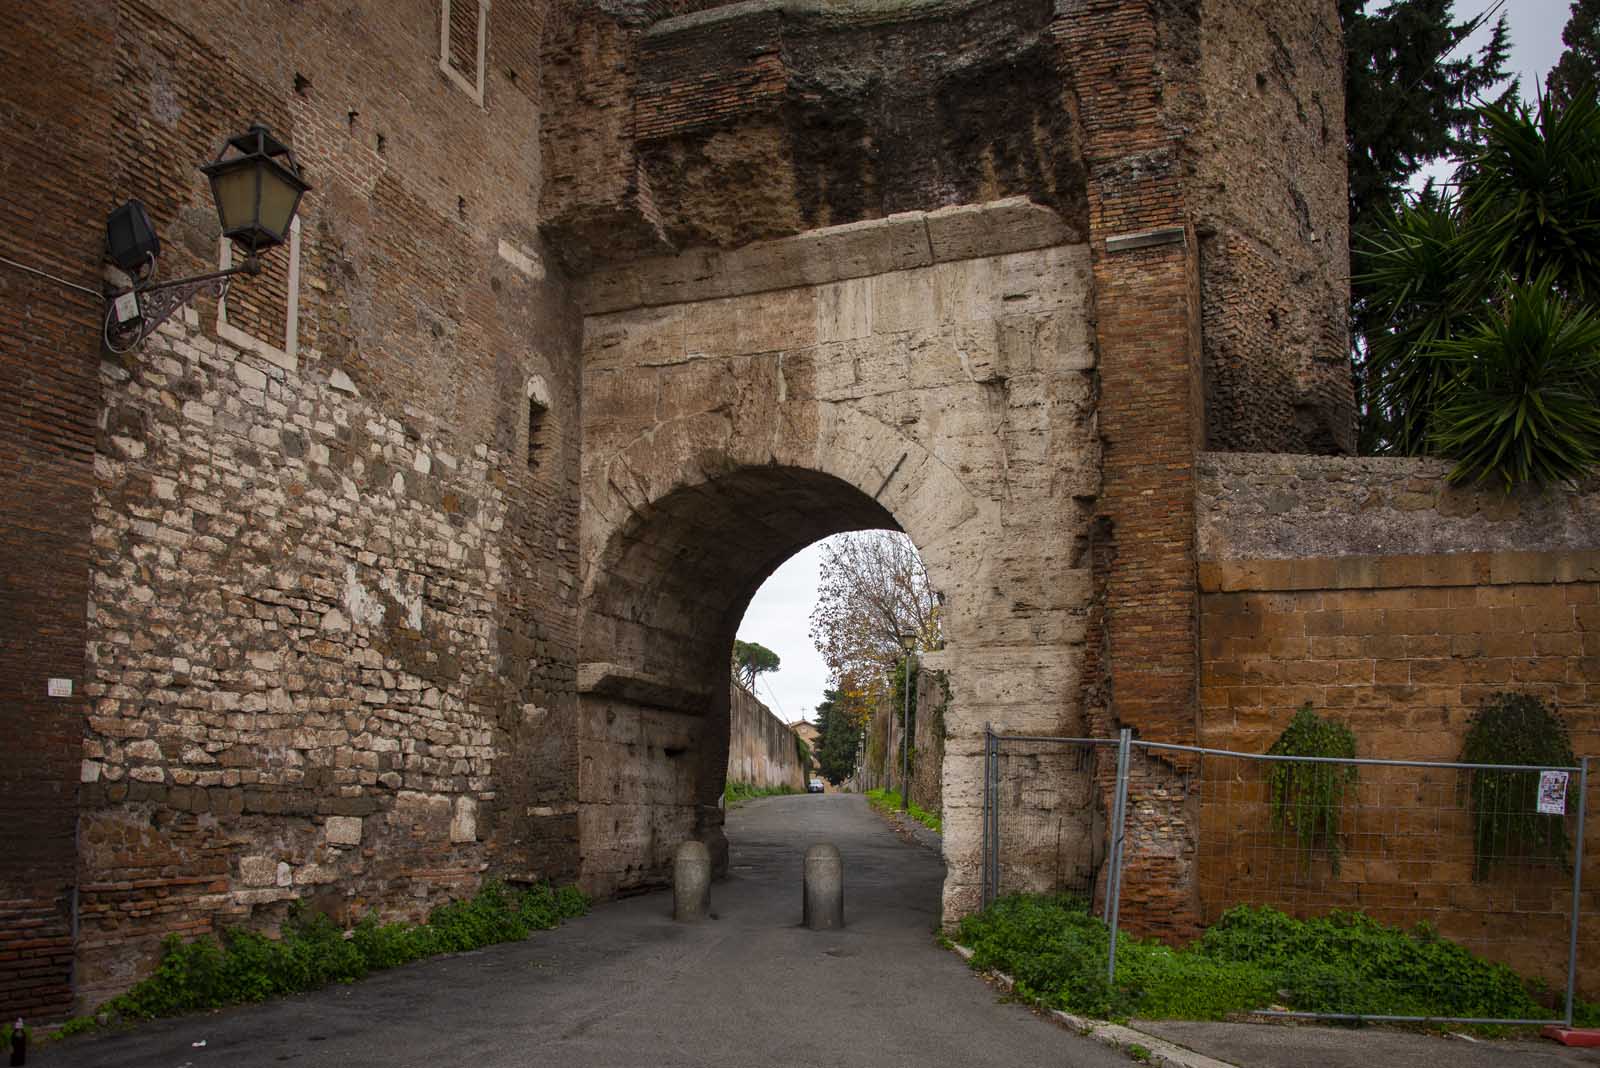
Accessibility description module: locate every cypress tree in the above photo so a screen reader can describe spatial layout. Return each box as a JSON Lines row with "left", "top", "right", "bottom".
{"left": 1548, "top": 0, "right": 1600, "bottom": 105}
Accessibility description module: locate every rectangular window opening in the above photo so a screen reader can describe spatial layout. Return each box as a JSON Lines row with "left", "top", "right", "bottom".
{"left": 527, "top": 398, "right": 547, "bottom": 470}
{"left": 439, "top": 0, "right": 489, "bottom": 105}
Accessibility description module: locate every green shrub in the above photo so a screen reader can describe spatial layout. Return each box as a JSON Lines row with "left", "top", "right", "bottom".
{"left": 865, "top": 788, "right": 942, "bottom": 833}
{"left": 94, "top": 880, "right": 588, "bottom": 1028}
{"left": 956, "top": 894, "right": 1552, "bottom": 1023}
{"left": 724, "top": 781, "right": 798, "bottom": 807}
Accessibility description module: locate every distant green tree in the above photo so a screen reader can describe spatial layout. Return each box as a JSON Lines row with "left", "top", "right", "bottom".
{"left": 1343, "top": 0, "right": 1517, "bottom": 451}
{"left": 1342, "top": 0, "right": 1515, "bottom": 237}
{"left": 1548, "top": 0, "right": 1600, "bottom": 105}
{"left": 812, "top": 689, "right": 862, "bottom": 786}
{"left": 731, "top": 640, "right": 780, "bottom": 688}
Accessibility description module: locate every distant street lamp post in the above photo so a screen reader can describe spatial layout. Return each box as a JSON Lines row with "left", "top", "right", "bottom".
{"left": 899, "top": 633, "right": 917, "bottom": 813}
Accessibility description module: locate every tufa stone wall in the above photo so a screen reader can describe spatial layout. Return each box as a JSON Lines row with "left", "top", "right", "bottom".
{"left": 1196, "top": 452, "right": 1600, "bottom": 992}
{"left": 726, "top": 684, "right": 806, "bottom": 793}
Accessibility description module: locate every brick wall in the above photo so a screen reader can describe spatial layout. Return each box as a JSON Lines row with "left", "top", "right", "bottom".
{"left": 0, "top": 0, "right": 119, "bottom": 1024}
{"left": 1198, "top": 453, "right": 1600, "bottom": 993}
{"left": 1056, "top": 0, "right": 1205, "bottom": 941}
{"left": 1187, "top": 0, "right": 1353, "bottom": 454}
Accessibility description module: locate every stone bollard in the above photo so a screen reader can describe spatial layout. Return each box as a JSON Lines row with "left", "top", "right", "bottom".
{"left": 803, "top": 843, "right": 844, "bottom": 930}
{"left": 673, "top": 840, "right": 711, "bottom": 922}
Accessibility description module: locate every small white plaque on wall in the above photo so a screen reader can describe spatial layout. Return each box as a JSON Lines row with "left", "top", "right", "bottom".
{"left": 47, "top": 677, "right": 73, "bottom": 698}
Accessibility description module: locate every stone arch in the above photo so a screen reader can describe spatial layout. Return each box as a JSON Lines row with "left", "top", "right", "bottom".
{"left": 576, "top": 409, "right": 995, "bottom": 897}
{"left": 575, "top": 202, "right": 1100, "bottom": 914}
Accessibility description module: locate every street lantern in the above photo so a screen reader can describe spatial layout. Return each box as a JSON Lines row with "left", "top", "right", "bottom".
{"left": 200, "top": 124, "right": 311, "bottom": 255}
{"left": 101, "top": 123, "right": 312, "bottom": 351}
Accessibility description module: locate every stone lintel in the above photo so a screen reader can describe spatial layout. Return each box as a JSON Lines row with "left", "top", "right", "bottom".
{"left": 576, "top": 197, "right": 1082, "bottom": 315}
{"left": 577, "top": 662, "right": 714, "bottom": 713}
{"left": 1104, "top": 226, "right": 1186, "bottom": 254}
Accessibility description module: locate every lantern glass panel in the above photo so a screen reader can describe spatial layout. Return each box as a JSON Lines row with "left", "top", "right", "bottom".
{"left": 211, "top": 163, "right": 260, "bottom": 240}
{"left": 257, "top": 166, "right": 303, "bottom": 242}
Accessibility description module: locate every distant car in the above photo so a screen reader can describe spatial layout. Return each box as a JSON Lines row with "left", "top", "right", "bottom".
{"left": 807, "top": 778, "right": 825, "bottom": 793}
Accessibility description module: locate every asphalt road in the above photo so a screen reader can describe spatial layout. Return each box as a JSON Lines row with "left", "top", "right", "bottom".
{"left": 38, "top": 793, "right": 1127, "bottom": 1068}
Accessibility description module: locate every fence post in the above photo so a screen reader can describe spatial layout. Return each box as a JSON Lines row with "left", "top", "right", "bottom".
{"left": 1106, "top": 727, "right": 1132, "bottom": 984}
{"left": 982, "top": 724, "right": 993, "bottom": 908}
{"left": 1566, "top": 756, "right": 1589, "bottom": 1027}
{"left": 989, "top": 728, "right": 1001, "bottom": 905}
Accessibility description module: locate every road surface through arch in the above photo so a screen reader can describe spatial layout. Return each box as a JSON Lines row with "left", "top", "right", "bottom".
{"left": 38, "top": 794, "right": 1128, "bottom": 1068}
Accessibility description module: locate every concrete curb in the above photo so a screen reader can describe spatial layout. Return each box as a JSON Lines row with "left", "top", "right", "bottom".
{"left": 949, "top": 944, "right": 1241, "bottom": 1068}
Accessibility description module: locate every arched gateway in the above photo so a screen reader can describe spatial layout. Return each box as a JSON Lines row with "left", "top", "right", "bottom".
{"left": 575, "top": 203, "right": 1101, "bottom": 914}
{"left": 1, "top": 0, "right": 1352, "bottom": 1016}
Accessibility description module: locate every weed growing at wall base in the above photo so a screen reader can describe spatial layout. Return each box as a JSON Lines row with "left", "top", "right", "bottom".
{"left": 865, "top": 788, "right": 941, "bottom": 833}
{"left": 56, "top": 882, "right": 587, "bottom": 1035}
{"left": 724, "top": 781, "right": 799, "bottom": 807}
{"left": 956, "top": 894, "right": 1568, "bottom": 1023}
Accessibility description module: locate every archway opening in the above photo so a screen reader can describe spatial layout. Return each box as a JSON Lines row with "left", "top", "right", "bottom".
{"left": 578, "top": 464, "right": 940, "bottom": 896}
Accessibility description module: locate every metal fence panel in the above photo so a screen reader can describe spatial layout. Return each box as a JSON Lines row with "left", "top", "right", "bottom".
{"left": 982, "top": 734, "right": 1591, "bottom": 1025}
{"left": 1146, "top": 741, "right": 1588, "bottom": 1026}
{"left": 981, "top": 730, "right": 1111, "bottom": 909}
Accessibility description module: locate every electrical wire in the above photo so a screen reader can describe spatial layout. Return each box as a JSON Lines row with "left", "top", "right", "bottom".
{"left": 758, "top": 675, "right": 789, "bottom": 721}
{"left": 0, "top": 253, "right": 101, "bottom": 298}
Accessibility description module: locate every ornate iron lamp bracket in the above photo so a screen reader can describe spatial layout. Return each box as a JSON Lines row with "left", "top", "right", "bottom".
{"left": 104, "top": 257, "right": 259, "bottom": 353}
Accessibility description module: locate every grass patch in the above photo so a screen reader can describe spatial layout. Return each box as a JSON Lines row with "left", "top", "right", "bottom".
{"left": 957, "top": 894, "right": 1576, "bottom": 1024}
{"left": 865, "top": 788, "right": 942, "bottom": 833}
{"left": 724, "top": 781, "right": 798, "bottom": 807}
{"left": 49, "top": 881, "right": 587, "bottom": 1038}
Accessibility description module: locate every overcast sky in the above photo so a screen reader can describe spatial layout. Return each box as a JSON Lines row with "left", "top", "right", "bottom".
{"left": 736, "top": 0, "right": 1576, "bottom": 726}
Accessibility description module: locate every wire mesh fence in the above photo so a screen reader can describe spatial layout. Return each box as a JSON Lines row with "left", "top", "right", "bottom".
{"left": 981, "top": 731, "right": 1112, "bottom": 908}
{"left": 980, "top": 729, "right": 1592, "bottom": 1026}
{"left": 1177, "top": 742, "right": 1588, "bottom": 1025}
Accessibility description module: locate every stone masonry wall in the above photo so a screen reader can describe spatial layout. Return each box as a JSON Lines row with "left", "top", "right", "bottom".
{"left": 726, "top": 684, "right": 805, "bottom": 792}
{"left": 1197, "top": 452, "right": 1600, "bottom": 993}
{"left": 1, "top": 0, "right": 1359, "bottom": 1018}
{"left": 78, "top": 303, "right": 577, "bottom": 1005}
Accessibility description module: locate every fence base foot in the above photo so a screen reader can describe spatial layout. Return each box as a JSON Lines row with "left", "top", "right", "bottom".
{"left": 1542, "top": 1027, "right": 1600, "bottom": 1047}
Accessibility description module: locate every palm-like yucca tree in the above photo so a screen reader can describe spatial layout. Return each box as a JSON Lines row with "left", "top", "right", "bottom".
{"left": 1429, "top": 278, "right": 1600, "bottom": 487}
{"left": 1360, "top": 200, "right": 1478, "bottom": 455}
{"left": 1357, "top": 86, "right": 1600, "bottom": 486}
{"left": 1456, "top": 88, "right": 1600, "bottom": 299}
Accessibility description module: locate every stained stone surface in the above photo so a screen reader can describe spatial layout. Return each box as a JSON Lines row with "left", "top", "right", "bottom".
{"left": 577, "top": 200, "right": 1100, "bottom": 914}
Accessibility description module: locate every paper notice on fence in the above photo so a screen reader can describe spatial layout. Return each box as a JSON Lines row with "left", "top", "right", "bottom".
{"left": 1539, "top": 770, "right": 1570, "bottom": 816}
